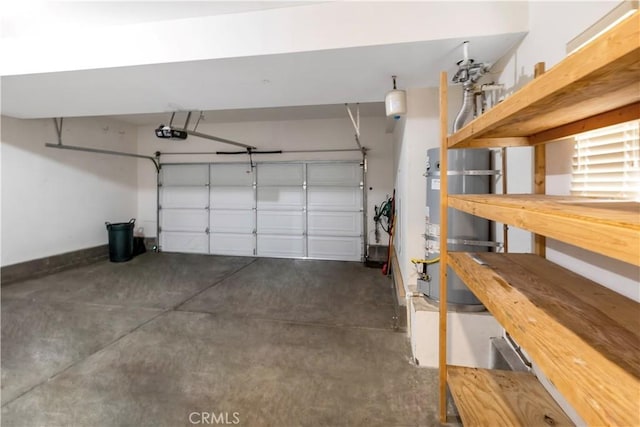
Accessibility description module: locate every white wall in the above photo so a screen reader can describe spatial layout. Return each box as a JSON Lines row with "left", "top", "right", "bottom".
{"left": 392, "top": 85, "right": 480, "bottom": 289}
{"left": 410, "top": 297, "right": 502, "bottom": 368}
{"left": 494, "top": 0, "right": 639, "bottom": 301}
{"left": 494, "top": 1, "right": 621, "bottom": 93}
{"left": 135, "top": 116, "right": 393, "bottom": 247}
{"left": 392, "top": 87, "right": 438, "bottom": 289}
{"left": 1, "top": 116, "right": 138, "bottom": 266}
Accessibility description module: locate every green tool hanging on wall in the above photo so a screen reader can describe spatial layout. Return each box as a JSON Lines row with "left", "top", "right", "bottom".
{"left": 373, "top": 195, "right": 393, "bottom": 244}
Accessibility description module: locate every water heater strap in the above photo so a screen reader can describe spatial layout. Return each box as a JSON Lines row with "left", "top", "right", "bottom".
{"left": 424, "top": 234, "right": 501, "bottom": 248}
{"left": 425, "top": 170, "right": 500, "bottom": 177}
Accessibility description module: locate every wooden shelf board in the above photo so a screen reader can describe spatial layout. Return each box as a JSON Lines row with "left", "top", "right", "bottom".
{"left": 447, "top": 11, "right": 640, "bottom": 148}
{"left": 448, "top": 252, "right": 640, "bottom": 426}
{"left": 447, "top": 366, "right": 573, "bottom": 426}
{"left": 448, "top": 194, "right": 640, "bottom": 265}
{"left": 529, "top": 102, "right": 640, "bottom": 145}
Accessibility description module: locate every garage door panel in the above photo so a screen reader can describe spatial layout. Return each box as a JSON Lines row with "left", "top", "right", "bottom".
{"left": 211, "top": 187, "right": 254, "bottom": 210}
{"left": 258, "top": 163, "right": 303, "bottom": 186}
{"left": 160, "top": 209, "right": 208, "bottom": 232}
{"left": 161, "top": 164, "right": 209, "bottom": 186}
{"left": 257, "top": 188, "right": 304, "bottom": 210}
{"left": 307, "top": 187, "right": 362, "bottom": 211}
{"left": 161, "top": 187, "right": 209, "bottom": 209}
{"left": 161, "top": 231, "right": 208, "bottom": 254}
{"left": 257, "top": 235, "right": 305, "bottom": 258}
{"left": 307, "top": 236, "right": 361, "bottom": 261}
{"left": 210, "top": 210, "right": 254, "bottom": 233}
{"left": 307, "top": 163, "right": 361, "bottom": 186}
{"left": 210, "top": 233, "right": 255, "bottom": 256}
{"left": 210, "top": 164, "right": 253, "bottom": 186}
{"left": 308, "top": 211, "right": 362, "bottom": 236}
{"left": 257, "top": 211, "right": 304, "bottom": 235}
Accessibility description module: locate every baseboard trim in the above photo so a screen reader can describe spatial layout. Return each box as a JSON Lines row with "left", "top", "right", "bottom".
{"left": 391, "top": 247, "right": 406, "bottom": 302}
{"left": 1, "top": 245, "right": 109, "bottom": 286}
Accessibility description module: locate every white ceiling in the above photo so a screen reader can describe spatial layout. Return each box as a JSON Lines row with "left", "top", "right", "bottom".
{"left": 0, "top": 1, "right": 528, "bottom": 123}
{"left": 1, "top": 33, "right": 525, "bottom": 120}
{"left": 1, "top": 1, "right": 316, "bottom": 38}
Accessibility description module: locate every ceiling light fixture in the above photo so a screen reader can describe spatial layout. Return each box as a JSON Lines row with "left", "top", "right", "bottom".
{"left": 385, "top": 75, "right": 407, "bottom": 120}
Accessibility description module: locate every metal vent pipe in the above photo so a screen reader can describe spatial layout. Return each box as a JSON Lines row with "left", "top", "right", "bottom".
{"left": 453, "top": 83, "right": 476, "bottom": 132}
{"left": 451, "top": 41, "right": 489, "bottom": 132}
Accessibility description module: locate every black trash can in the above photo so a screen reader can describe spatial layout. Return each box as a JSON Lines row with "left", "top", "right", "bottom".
{"left": 105, "top": 219, "right": 135, "bottom": 262}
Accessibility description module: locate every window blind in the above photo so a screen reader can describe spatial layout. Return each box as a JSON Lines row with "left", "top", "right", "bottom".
{"left": 572, "top": 120, "right": 640, "bottom": 200}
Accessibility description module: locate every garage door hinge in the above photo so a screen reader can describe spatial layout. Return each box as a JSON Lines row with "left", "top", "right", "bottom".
{"left": 158, "top": 226, "right": 162, "bottom": 232}
{"left": 158, "top": 205, "right": 162, "bottom": 210}
{"left": 253, "top": 248, "right": 257, "bottom": 256}
{"left": 205, "top": 228, "right": 210, "bottom": 234}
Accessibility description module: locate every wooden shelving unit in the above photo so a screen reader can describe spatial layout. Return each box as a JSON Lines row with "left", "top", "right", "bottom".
{"left": 450, "top": 252, "right": 640, "bottom": 425}
{"left": 447, "top": 366, "right": 573, "bottom": 426}
{"left": 438, "top": 10, "right": 640, "bottom": 427}
{"left": 448, "top": 195, "right": 640, "bottom": 265}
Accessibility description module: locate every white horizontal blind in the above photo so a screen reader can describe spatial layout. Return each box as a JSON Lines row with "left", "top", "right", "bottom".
{"left": 572, "top": 120, "right": 640, "bottom": 200}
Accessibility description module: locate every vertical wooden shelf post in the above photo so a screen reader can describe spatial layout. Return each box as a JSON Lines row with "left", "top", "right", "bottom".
{"left": 533, "top": 62, "right": 546, "bottom": 257}
{"left": 438, "top": 71, "right": 449, "bottom": 423}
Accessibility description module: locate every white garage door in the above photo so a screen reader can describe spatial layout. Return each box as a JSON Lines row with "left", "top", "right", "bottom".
{"left": 159, "top": 164, "right": 210, "bottom": 254}
{"left": 307, "top": 163, "right": 363, "bottom": 261}
{"left": 256, "top": 163, "right": 306, "bottom": 258}
{"left": 158, "top": 162, "right": 363, "bottom": 261}
{"left": 210, "top": 164, "right": 256, "bottom": 256}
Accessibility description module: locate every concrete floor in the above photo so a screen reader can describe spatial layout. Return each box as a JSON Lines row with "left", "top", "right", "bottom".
{"left": 2, "top": 253, "right": 441, "bottom": 426}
